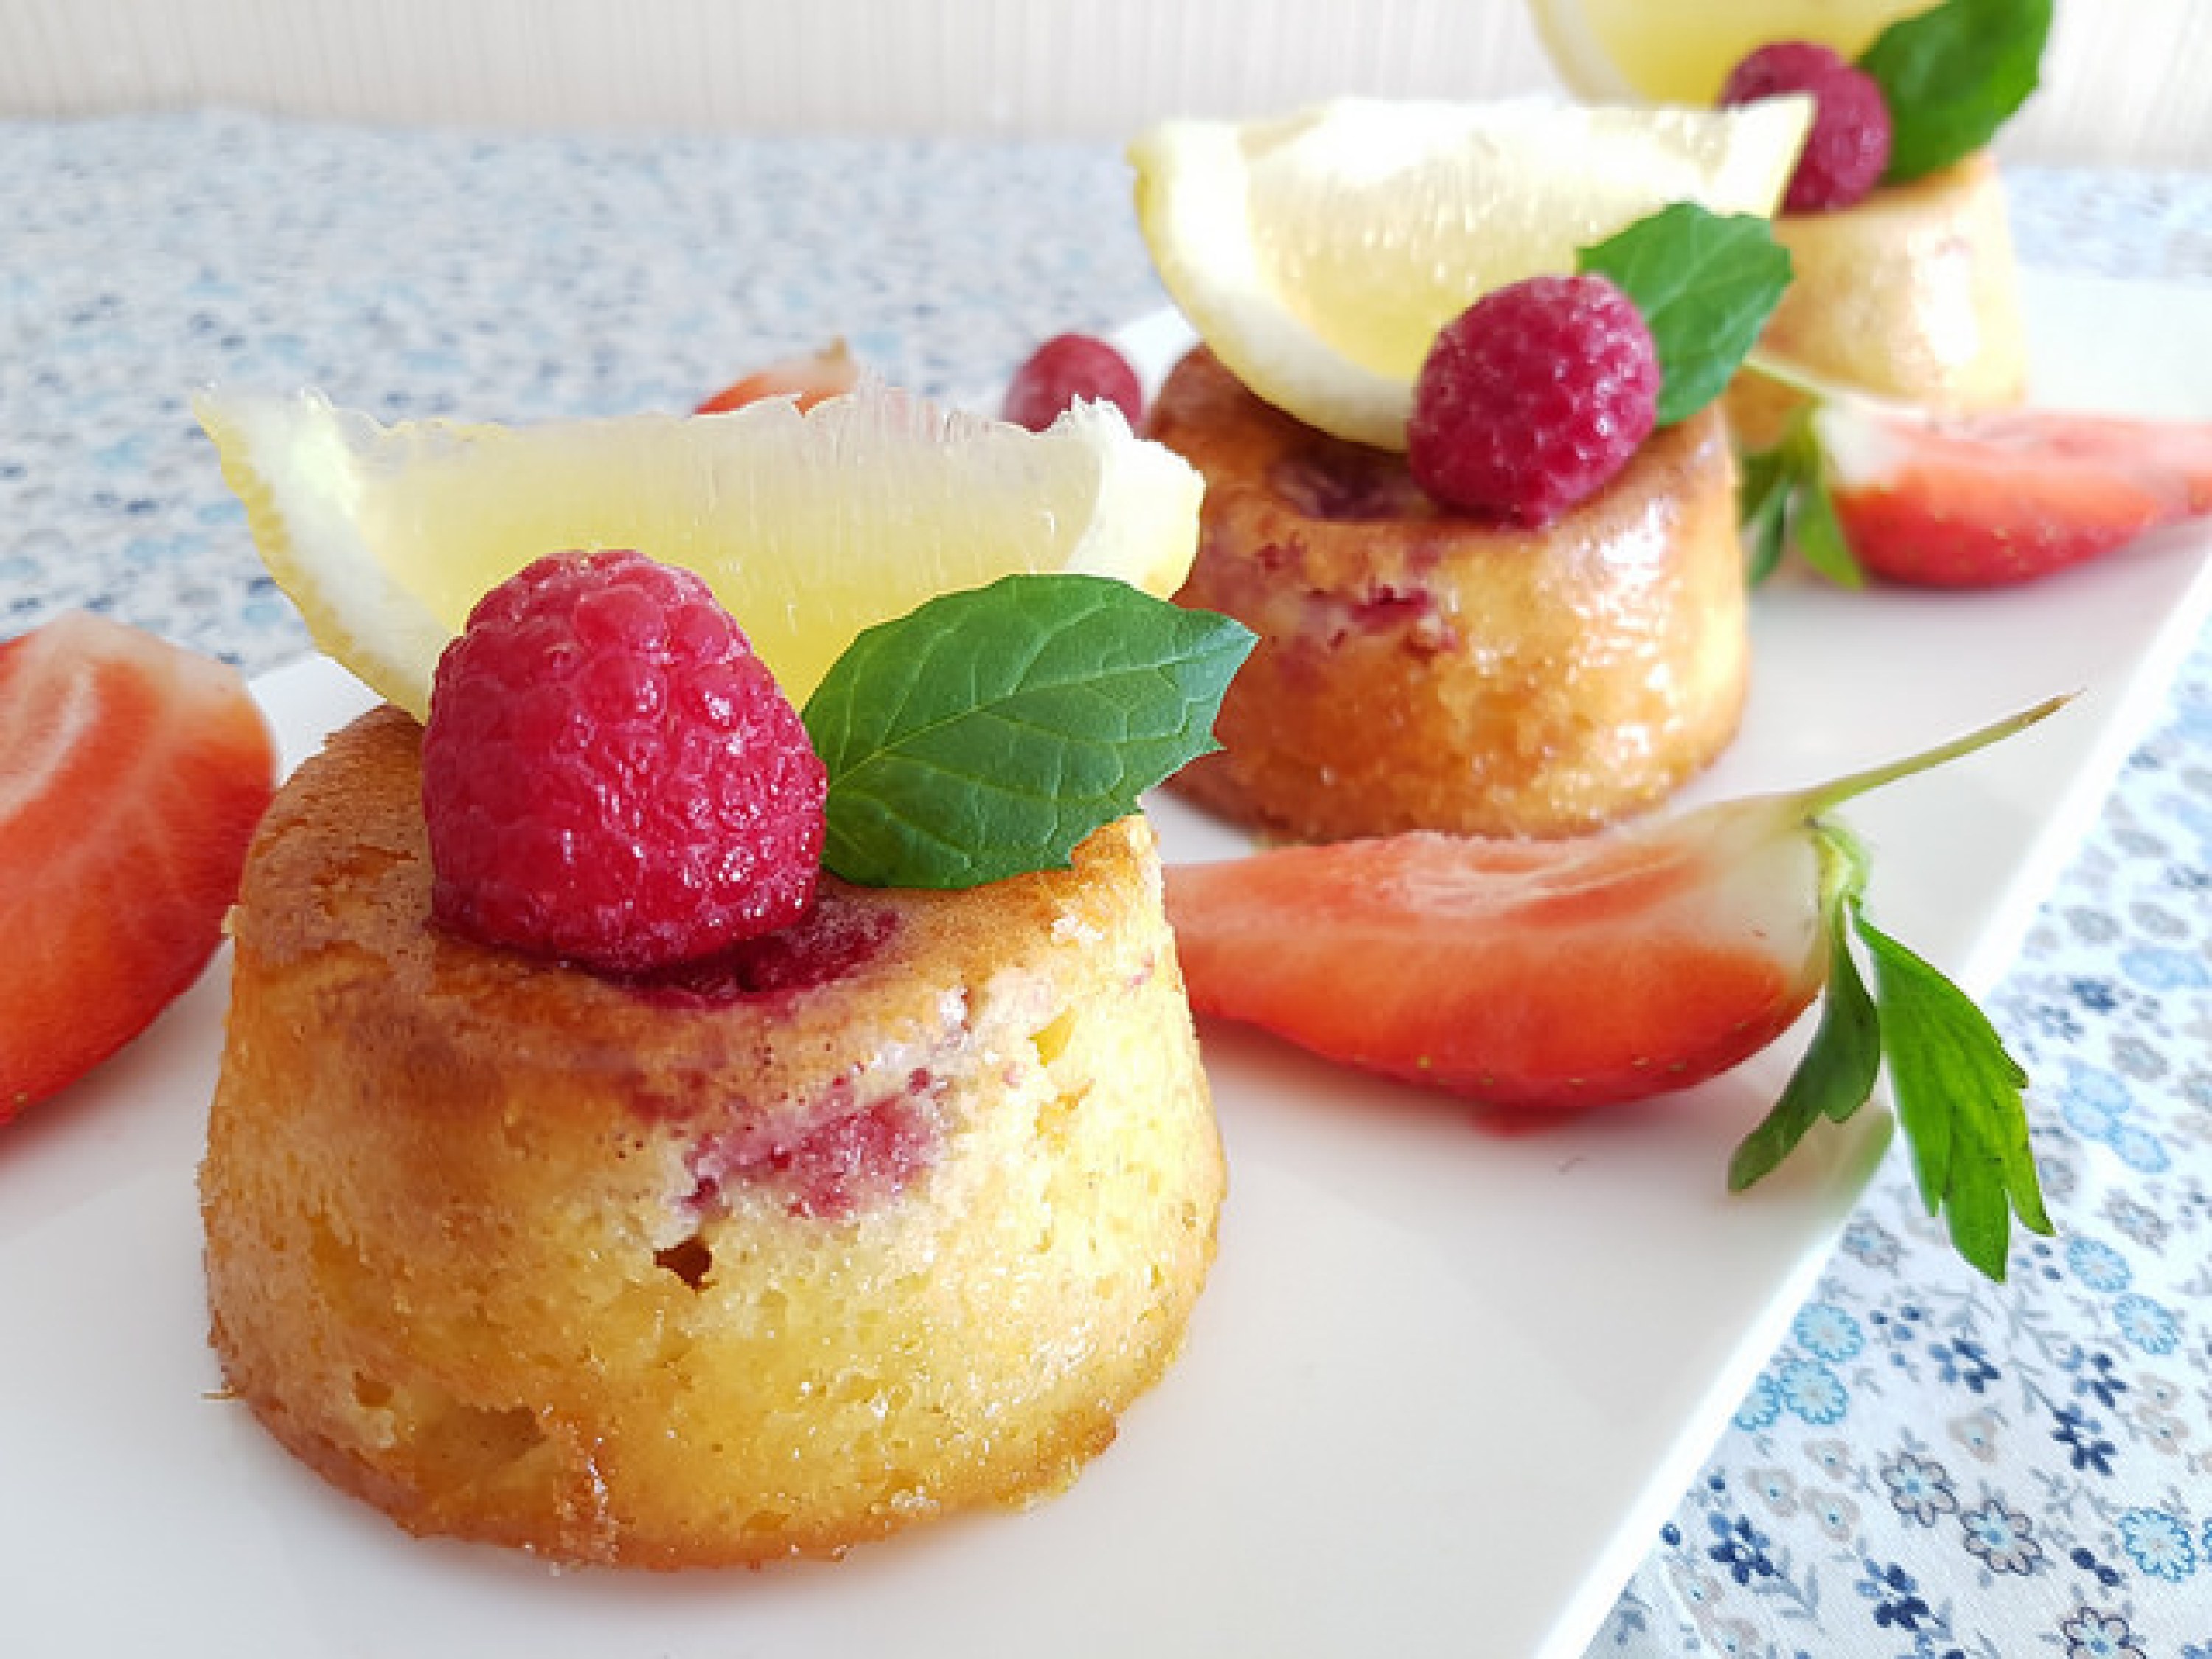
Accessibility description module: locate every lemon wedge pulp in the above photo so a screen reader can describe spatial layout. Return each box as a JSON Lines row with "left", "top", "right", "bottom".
{"left": 1528, "top": 0, "right": 1930, "bottom": 105}
{"left": 198, "top": 386, "right": 1203, "bottom": 722}
{"left": 1130, "top": 97, "right": 1812, "bottom": 450}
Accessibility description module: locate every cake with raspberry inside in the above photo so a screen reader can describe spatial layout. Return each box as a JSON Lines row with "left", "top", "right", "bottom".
{"left": 1152, "top": 276, "right": 1748, "bottom": 843}
{"left": 201, "top": 553, "right": 1225, "bottom": 1567}
{"left": 1715, "top": 13, "right": 2037, "bottom": 449}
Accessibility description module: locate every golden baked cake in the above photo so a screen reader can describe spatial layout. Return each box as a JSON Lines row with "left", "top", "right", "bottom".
{"left": 1152, "top": 346, "right": 1748, "bottom": 843}
{"left": 1705, "top": 18, "right": 2040, "bottom": 451}
{"left": 201, "top": 704, "right": 1223, "bottom": 1568}
{"left": 1728, "top": 151, "right": 2026, "bottom": 450}
{"left": 1121, "top": 102, "right": 1793, "bottom": 842}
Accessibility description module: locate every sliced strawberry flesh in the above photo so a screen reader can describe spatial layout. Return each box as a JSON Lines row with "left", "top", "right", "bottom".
{"left": 696, "top": 339, "right": 861, "bottom": 414}
{"left": 1164, "top": 816, "right": 1827, "bottom": 1111}
{"left": 1820, "top": 402, "right": 2212, "bottom": 587}
{"left": 1, "top": 614, "right": 276, "bottom": 1119}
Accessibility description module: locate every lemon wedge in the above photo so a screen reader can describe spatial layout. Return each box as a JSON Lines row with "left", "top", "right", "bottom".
{"left": 197, "top": 386, "right": 1203, "bottom": 721}
{"left": 1129, "top": 97, "right": 1812, "bottom": 449}
{"left": 1529, "top": 0, "right": 1929, "bottom": 105}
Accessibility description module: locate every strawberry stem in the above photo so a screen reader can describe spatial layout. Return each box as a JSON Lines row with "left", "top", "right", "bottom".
{"left": 1739, "top": 349, "right": 1872, "bottom": 407}
{"left": 1739, "top": 351, "right": 1837, "bottom": 402}
{"left": 1794, "top": 694, "right": 2074, "bottom": 821}
{"left": 1739, "top": 352, "right": 1935, "bottom": 430}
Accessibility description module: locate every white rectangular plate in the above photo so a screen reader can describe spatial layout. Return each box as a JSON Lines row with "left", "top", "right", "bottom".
{"left": 5, "top": 271, "right": 2211, "bottom": 1658}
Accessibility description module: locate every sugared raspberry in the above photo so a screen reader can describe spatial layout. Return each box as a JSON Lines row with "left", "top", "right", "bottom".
{"left": 1719, "top": 41, "right": 1893, "bottom": 213}
{"left": 422, "top": 550, "right": 827, "bottom": 974}
{"left": 1001, "top": 333, "right": 1144, "bottom": 431}
{"left": 1407, "top": 273, "right": 1660, "bottom": 526}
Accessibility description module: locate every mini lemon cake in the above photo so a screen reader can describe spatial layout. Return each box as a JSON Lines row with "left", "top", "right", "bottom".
{"left": 1521, "top": 0, "right": 2045, "bottom": 453}
{"left": 1151, "top": 346, "right": 1748, "bottom": 843}
{"left": 1123, "top": 101, "right": 1799, "bottom": 841}
{"left": 1728, "top": 151, "right": 2025, "bottom": 449}
{"left": 1707, "top": 25, "right": 2034, "bottom": 451}
{"left": 201, "top": 705, "right": 1223, "bottom": 1567}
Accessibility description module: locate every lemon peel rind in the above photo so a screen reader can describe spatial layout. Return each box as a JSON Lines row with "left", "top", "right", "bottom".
{"left": 197, "top": 389, "right": 456, "bottom": 721}
{"left": 1131, "top": 111, "right": 1417, "bottom": 452}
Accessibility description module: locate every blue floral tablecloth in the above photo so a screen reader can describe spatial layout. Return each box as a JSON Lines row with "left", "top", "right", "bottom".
{"left": 3, "top": 112, "right": 2208, "bottom": 1657}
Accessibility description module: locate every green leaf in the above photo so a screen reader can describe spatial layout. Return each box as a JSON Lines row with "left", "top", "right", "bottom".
{"left": 1786, "top": 441, "right": 1865, "bottom": 590}
{"left": 1711, "top": 703, "right": 2067, "bottom": 1277}
{"left": 1853, "top": 905, "right": 2053, "bottom": 1282}
{"left": 1579, "top": 204, "right": 1794, "bottom": 427}
{"left": 1733, "top": 403, "right": 1866, "bottom": 589}
{"left": 1728, "top": 827, "right": 1881, "bottom": 1190}
{"left": 804, "top": 573, "right": 1255, "bottom": 889}
{"left": 1736, "top": 440, "right": 1795, "bottom": 586}
{"left": 1858, "top": 0, "right": 2053, "bottom": 183}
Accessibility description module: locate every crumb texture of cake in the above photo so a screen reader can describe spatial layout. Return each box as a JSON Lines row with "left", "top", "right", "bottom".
{"left": 1152, "top": 346, "right": 1749, "bottom": 842}
{"left": 200, "top": 706, "right": 1223, "bottom": 1568}
{"left": 1730, "top": 153, "right": 2027, "bottom": 448}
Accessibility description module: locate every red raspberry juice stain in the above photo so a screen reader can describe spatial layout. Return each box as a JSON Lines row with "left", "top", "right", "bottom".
{"left": 623, "top": 891, "right": 896, "bottom": 1005}
{"left": 619, "top": 892, "right": 940, "bottom": 1217}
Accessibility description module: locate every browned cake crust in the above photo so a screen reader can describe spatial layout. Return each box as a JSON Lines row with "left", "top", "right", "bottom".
{"left": 201, "top": 706, "right": 1222, "bottom": 1568}
{"left": 1150, "top": 346, "right": 1748, "bottom": 842}
{"left": 1728, "top": 152, "right": 2028, "bottom": 450}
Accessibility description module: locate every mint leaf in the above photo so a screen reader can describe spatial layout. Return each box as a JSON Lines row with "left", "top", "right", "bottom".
{"left": 1729, "top": 827, "right": 1881, "bottom": 1190}
{"left": 1712, "top": 701, "right": 2069, "bottom": 1280}
{"left": 1736, "top": 406, "right": 1865, "bottom": 588}
{"left": 804, "top": 574, "right": 1254, "bottom": 889}
{"left": 1854, "top": 905, "right": 2052, "bottom": 1281}
{"left": 1787, "top": 439, "right": 1863, "bottom": 588}
{"left": 1737, "top": 440, "right": 1795, "bottom": 585}
{"left": 1579, "top": 204, "right": 1794, "bottom": 428}
{"left": 1859, "top": 0, "right": 2053, "bottom": 183}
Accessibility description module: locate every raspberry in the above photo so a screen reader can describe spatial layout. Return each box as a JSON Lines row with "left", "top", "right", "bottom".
{"left": 1001, "top": 333, "right": 1144, "bottom": 431}
{"left": 1719, "top": 41, "right": 1893, "bottom": 213}
{"left": 422, "top": 550, "right": 827, "bottom": 974}
{"left": 1406, "top": 273, "right": 1660, "bottom": 526}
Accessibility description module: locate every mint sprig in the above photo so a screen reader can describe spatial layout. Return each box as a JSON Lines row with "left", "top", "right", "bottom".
{"left": 1726, "top": 699, "right": 2065, "bottom": 1282}
{"left": 803, "top": 574, "right": 1253, "bottom": 889}
{"left": 1859, "top": 908, "right": 2051, "bottom": 1277}
{"left": 1726, "top": 827, "right": 1882, "bottom": 1187}
{"left": 1578, "top": 203, "right": 1794, "bottom": 428}
{"left": 1737, "top": 404, "right": 1864, "bottom": 588}
{"left": 1858, "top": 0, "right": 2053, "bottom": 183}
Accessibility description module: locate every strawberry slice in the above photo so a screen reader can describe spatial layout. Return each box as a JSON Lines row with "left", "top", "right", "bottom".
{"left": 1166, "top": 699, "right": 2067, "bottom": 1281}
{"left": 695, "top": 339, "right": 862, "bottom": 414}
{"left": 1167, "top": 821, "right": 1824, "bottom": 1110}
{"left": 1816, "top": 399, "right": 2212, "bottom": 588}
{"left": 1, "top": 613, "right": 277, "bottom": 1122}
